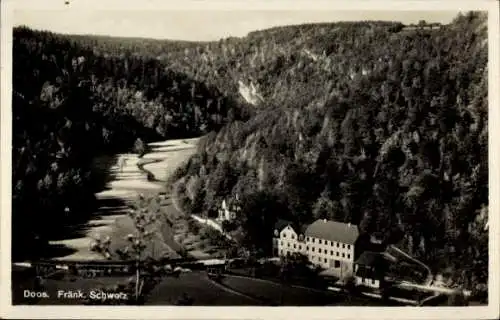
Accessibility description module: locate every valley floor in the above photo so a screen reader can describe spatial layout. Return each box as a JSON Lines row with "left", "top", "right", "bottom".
{"left": 47, "top": 138, "right": 199, "bottom": 261}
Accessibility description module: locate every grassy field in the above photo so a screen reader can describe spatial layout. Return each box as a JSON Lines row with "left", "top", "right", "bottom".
{"left": 107, "top": 212, "right": 181, "bottom": 260}
{"left": 219, "top": 274, "right": 344, "bottom": 306}
{"left": 145, "top": 272, "right": 257, "bottom": 305}
{"left": 145, "top": 271, "right": 409, "bottom": 306}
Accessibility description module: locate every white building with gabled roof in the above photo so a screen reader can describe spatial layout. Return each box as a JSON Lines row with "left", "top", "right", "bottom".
{"left": 272, "top": 220, "right": 308, "bottom": 257}
{"left": 273, "top": 218, "right": 360, "bottom": 278}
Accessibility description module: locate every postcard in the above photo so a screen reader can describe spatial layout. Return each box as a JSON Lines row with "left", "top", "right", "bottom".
{"left": 1, "top": 0, "right": 499, "bottom": 319}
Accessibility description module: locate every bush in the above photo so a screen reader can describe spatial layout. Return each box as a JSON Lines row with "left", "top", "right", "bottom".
{"left": 146, "top": 172, "right": 155, "bottom": 181}
{"left": 221, "top": 220, "right": 237, "bottom": 232}
{"left": 134, "top": 138, "right": 147, "bottom": 157}
{"left": 447, "top": 293, "right": 468, "bottom": 306}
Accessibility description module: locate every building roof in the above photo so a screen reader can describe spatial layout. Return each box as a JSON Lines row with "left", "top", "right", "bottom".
{"left": 354, "top": 251, "right": 388, "bottom": 280}
{"left": 355, "top": 251, "right": 384, "bottom": 266}
{"left": 355, "top": 265, "right": 381, "bottom": 280}
{"left": 274, "top": 219, "right": 293, "bottom": 232}
{"left": 274, "top": 219, "right": 310, "bottom": 236}
{"left": 304, "top": 219, "right": 359, "bottom": 244}
{"left": 299, "top": 224, "right": 309, "bottom": 234}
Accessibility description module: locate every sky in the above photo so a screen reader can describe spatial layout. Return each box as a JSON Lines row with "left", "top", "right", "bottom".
{"left": 10, "top": 1, "right": 463, "bottom": 41}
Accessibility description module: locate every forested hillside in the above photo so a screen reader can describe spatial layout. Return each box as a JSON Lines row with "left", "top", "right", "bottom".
{"left": 12, "top": 11, "right": 488, "bottom": 298}
{"left": 12, "top": 27, "right": 248, "bottom": 260}
{"left": 171, "top": 12, "right": 488, "bottom": 296}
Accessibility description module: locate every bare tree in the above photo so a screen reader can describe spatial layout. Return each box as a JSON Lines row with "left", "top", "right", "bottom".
{"left": 90, "top": 194, "right": 162, "bottom": 302}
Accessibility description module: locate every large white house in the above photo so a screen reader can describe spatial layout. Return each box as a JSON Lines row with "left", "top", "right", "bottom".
{"left": 273, "top": 218, "right": 360, "bottom": 278}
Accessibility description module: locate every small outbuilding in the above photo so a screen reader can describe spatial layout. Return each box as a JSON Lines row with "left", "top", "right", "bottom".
{"left": 354, "top": 251, "right": 388, "bottom": 289}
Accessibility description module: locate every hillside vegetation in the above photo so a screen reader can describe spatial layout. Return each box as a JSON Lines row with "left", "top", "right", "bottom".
{"left": 12, "top": 27, "right": 248, "bottom": 260}
{"left": 170, "top": 12, "right": 488, "bottom": 297}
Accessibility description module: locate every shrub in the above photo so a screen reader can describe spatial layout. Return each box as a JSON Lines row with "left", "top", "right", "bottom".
{"left": 134, "top": 138, "right": 146, "bottom": 157}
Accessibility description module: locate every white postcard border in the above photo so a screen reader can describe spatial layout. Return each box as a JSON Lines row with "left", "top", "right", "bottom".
{"left": 1, "top": 1, "right": 499, "bottom": 319}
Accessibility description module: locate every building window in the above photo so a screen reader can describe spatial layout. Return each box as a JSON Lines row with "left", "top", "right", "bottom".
{"left": 291, "top": 234, "right": 295, "bottom": 239}
{"left": 280, "top": 241, "right": 283, "bottom": 246}
{"left": 312, "top": 238, "right": 315, "bottom": 243}
{"left": 336, "top": 242, "right": 339, "bottom": 247}
{"left": 336, "top": 252, "right": 339, "bottom": 257}
{"left": 347, "top": 254, "right": 350, "bottom": 259}
{"left": 318, "top": 248, "right": 322, "bottom": 253}
{"left": 342, "top": 244, "right": 345, "bottom": 249}
{"left": 330, "top": 250, "right": 333, "bottom": 255}
{"left": 312, "top": 247, "right": 315, "bottom": 252}
{"left": 324, "top": 258, "right": 327, "bottom": 263}
{"left": 287, "top": 243, "right": 290, "bottom": 248}
{"left": 293, "top": 244, "right": 296, "bottom": 249}
{"left": 280, "top": 250, "right": 283, "bottom": 255}
{"left": 306, "top": 246, "right": 309, "bottom": 251}
{"left": 334, "top": 260, "right": 340, "bottom": 268}
{"left": 319, "top": 239, "right": 322, "bottom": 244}
{"left": 347, "top": 244, "right": 350, "bottom": 250}
{"left": 283, "top": 233, "right": 286, "bottom": 238}
{"left": 306, "top": 237, "right": 309, "bottom": 241}
{"left": 342, "top": 253, "right": 345, "bottom": 258}
{"left": 299, "top": 245, "right": 302, "bottom": 250}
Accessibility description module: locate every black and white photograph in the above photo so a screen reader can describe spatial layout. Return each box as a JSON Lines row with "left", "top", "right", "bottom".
{"left": 1, "top": 0, "right": 499, "bottom": 319}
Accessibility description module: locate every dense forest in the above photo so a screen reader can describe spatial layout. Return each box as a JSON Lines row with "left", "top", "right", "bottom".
{"left": 170, "top": 12, "right": 488, "bottom": 297}
{"left": 12, "top": 11, "right": 488, "bottom": 299}
{"left": 12, "top": 27, "right": 249, "bottom": 260}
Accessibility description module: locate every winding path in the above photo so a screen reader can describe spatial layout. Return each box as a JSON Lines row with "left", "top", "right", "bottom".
{"left": 387, "top": 244, "right": 433, "bottom": 286}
